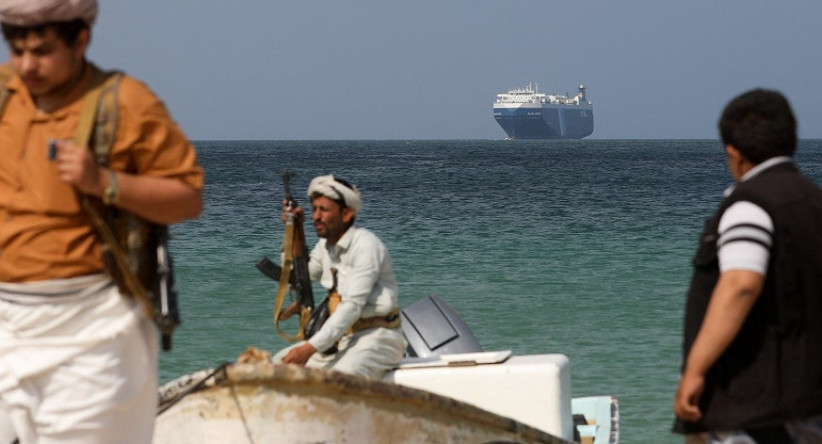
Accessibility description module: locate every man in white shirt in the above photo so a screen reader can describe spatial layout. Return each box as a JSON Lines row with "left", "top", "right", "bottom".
{"left": 274, "top": 174, "right": 406, "bottom": 379}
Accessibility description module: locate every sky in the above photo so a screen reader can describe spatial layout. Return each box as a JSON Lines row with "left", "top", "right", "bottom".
{"left": 64, "top": 2, "right": 822, "bottom": 140}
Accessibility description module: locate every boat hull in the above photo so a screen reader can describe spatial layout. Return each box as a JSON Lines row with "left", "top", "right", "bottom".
{"left": 494, "top": 106, "right": 594, "bottom": 140}
{"left": 155, "top": 363, "right": 573, "bottom": 444}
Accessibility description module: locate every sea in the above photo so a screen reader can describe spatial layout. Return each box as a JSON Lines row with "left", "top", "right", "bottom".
{"left": 160, "top": 139, "right": 822, "bottom": 444}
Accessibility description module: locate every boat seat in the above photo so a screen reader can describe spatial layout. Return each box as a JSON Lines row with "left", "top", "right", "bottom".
{"left": 400, "top": 294, "right": 483, "bottom": 358}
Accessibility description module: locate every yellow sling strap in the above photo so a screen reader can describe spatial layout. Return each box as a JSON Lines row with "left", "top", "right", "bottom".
{"left": 73, "top": 66, "right": 121, "bottom": 162}
{"left": 273, "top": 212, "right": 301, "bottom": 341}
{"left": 93, "top": 71, "right": 120, "bottom": 166}
{"left": 73, "top": 69, "right": 106, "bottom": 148}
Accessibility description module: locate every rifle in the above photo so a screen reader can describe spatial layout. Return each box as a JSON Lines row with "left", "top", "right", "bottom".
{"left": 87, "top": 204, "right": 180, "bottom": 351}
{"left": 258, "top": 170, "right": 315, "bottom": 342}
{"left": 153, "top": 225, "right": 180, "bottom": 351}
{"left": 71, "top": 68, "right": 181, "bottom": 351}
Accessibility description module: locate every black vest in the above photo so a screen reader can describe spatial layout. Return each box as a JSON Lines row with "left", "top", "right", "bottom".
{"left": 675, "top": 162, "right": 822, "bottom": 433}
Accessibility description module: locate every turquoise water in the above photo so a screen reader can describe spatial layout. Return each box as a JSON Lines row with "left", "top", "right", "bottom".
{"left": 160, "top": 139, "right": 822, "bottom": 443}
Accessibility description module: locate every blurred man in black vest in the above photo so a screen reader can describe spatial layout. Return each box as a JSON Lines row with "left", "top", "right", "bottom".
{"left": 674, "top": 89, "right": 822, "bottom": 443}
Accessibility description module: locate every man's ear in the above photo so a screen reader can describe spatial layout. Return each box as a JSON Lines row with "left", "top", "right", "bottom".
{"left": 725, "top": 144, "right": 752, "bottom": 181}
{"left": 341, "top": 207, "right": 355, "bottom": 225}
{"left": 725, "top": 144, "right": 741, "bottom": 163}
{"left": 73, "top": 28, "right": 90, "bottom": 58}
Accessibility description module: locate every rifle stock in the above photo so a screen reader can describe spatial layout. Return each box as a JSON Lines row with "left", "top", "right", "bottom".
{"left": 255, "top": 256, "right": 283, "bottom": 282}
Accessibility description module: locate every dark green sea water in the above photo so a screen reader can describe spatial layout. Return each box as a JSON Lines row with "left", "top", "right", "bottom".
{"left": 161, "top": 139, "right": 822, "bottom": 443}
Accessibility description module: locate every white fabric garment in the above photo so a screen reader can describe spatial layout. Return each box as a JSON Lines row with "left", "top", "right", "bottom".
{"left": 273, "top": 223, "right": 406, "bottom": 379}
{"left": 273, "top": 326, "right": 406, "bottom": 379}
{"left": 307, "top": 174, "right": 362, "bottom": 213}
{"left": 716, "top": 156, "right": 792, "bottom": 275}
{"left": 306, "top": 225, "right": 400, "bottom": 353}
{"left": 0, "top": 274, "right": 157, "bottom": 444}
{"left": 717, "top": 201, "right": 773, "bottom": 274}
{"left": 0, "top": 0, "right": 97, "bottom": 26}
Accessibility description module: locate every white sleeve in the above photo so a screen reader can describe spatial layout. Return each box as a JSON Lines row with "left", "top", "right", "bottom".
{"left": 717, "top": 201, "right": 773, "bottom": 275}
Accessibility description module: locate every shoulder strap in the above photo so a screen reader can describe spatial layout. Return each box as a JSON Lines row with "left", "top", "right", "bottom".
{"left": 74, "top": 67, "right": 121, "bottom": 163}
{"left": 0, "top": 64, "right": 16, "bottom": 119}
{"left": 75, "top": 68, "right": 156, "bottom": 319}
{"left": 93, "top": 72, "right": 120, "bottom": 166}
{"left": 274, "top": 214, "right": 300, "bottom": 342}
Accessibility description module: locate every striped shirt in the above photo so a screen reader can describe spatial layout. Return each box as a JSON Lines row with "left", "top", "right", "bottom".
{"left": 717, "top": 156, "right": 793, "bottom": 275}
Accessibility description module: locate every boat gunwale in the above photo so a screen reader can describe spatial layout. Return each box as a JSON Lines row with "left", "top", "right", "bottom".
{"left": 158, "top": 362, "right": 574, "bottom": 444}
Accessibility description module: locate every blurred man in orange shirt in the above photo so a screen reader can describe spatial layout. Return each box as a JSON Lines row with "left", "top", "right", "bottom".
{"left": 0, "top": 1, "right": 203, "bottom": 442}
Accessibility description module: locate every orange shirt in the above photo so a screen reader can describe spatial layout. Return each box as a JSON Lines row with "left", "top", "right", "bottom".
{"left": 0, "top": 63, "right": 204, "bottom": 283}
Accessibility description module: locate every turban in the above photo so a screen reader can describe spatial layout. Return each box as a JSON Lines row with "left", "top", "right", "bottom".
{"left": 0, "top": 0, "right": 98, "bottom": 26}
{"left": 307, "top": 175, "right": 362, "bottom": 213}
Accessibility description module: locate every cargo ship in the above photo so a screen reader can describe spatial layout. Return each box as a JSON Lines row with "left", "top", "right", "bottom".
{"left": 493, "top": 83, "right": 594, "bottom": 139}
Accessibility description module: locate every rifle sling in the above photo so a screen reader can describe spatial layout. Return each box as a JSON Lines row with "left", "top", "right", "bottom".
{"left": 82, "top": 199, "right": 153, "bottom": 319}
{"left": 75, "top": 69, "right": 154, "bottom": 320}
{"left": 273, "top": 214, "right": 302, "bottom": 342}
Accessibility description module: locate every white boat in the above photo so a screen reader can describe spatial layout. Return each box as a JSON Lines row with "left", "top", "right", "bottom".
{"left": 155, "top": 295, "right": 618, "bottom": 443}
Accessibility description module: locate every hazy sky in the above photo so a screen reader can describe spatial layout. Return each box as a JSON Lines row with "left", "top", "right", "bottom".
{"left": 75, "top": 1, "right": 822, "bottom": 140}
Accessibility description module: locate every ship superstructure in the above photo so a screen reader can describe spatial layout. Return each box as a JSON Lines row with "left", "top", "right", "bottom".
{"left": 493, "top": 83, "right": 593, "bottom": 139}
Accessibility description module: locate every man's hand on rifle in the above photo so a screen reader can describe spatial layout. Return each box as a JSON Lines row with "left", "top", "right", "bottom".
{"left": 279, "top": 301, "right": 300, "bottom": 320}
{"left": 282, "top": 199, "right": 306, "bottom": 224}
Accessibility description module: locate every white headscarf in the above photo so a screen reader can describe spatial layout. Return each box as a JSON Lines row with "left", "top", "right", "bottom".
{"left": 0, "top": 0, "right": 98, "bottom": 26}
{"left": 307, "top": 174, "right": 362, "bottom": 213}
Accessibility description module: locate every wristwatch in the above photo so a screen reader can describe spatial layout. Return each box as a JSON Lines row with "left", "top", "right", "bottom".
{"left": 103, "top": 170, "right": 120, "bottom": 205}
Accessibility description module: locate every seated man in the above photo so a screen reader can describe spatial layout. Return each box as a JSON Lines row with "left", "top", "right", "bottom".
{"left": 273, "top": 174, "right": 406, "bottom": 379}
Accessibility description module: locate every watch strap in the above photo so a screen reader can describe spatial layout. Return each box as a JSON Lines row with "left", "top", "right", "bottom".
{"left": 103, "top": 170, "right": 119, "bottom": 205}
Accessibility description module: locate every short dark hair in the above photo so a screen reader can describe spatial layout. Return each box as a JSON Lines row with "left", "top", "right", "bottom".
{"left": 1, "top": 18, "right": 88, "bottom": 46}
{"left": 718, "top": 88, "right": 797, "bottom": 164}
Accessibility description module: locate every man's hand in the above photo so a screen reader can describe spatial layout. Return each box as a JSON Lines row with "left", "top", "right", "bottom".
{"left": 282, "top": 199, "right": 305, "bottom": 224}
{"left": 674, "top": 370, "right": 705, "bottom": 422}
{"left": 283, "top": 342, "right": 317, "bottom": 365}
{"left": 279, "top": 301, "right": 300, "bottom": 320}
{"left": 673, "top": 269, "right": 763, "bottom": 423}
{"left": 53, "top": 139, "right": 105, "bottom": 196}
{"left": 52, "top": 139, "right": 202, "bottom": 224}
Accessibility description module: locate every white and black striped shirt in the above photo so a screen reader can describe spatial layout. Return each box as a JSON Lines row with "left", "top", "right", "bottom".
{"left": 717, "top": 157, "right": 793, "bottom": 276}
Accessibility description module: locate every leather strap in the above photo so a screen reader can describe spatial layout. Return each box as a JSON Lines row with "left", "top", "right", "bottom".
{"left": 350, "top": 309, "right": 401, "bottom": 334}
{"left": 273, "top": 212, "right": 301, "bottom": 342}
{"left": 93, "top": 72, "right": 120, "bottom": 165}
{"left": 76, "top": 67, "right": 154, "bottom": 320}
{"left": 74, "top": 68, "right": 106, "bottom": 148}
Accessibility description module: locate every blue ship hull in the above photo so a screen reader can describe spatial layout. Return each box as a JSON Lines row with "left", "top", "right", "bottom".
{"left": 494, "top": 106, "right": 594, "bottom": 140}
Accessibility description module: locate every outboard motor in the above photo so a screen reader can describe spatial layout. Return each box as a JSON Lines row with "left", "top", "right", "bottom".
{"left": 400, "top": 294, "right": 483, "bottom": 358}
